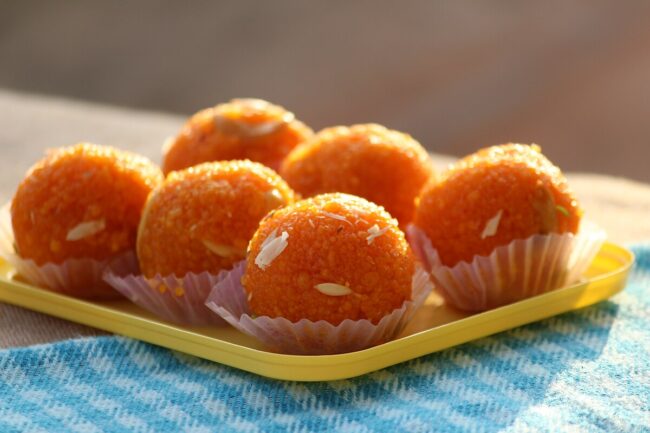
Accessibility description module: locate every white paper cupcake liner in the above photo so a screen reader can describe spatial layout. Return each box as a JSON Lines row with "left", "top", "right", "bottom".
{"left": 406, "top": 222, "right": 606, "bottom": 312}
{"left": 103, "top": 266, "right": 228, "bottom": 326}
{"left": 205, "top": 260, "right": 433, "bottom": 355}
{"left": 0, "top": 203, "right": 133, "bottom": 299}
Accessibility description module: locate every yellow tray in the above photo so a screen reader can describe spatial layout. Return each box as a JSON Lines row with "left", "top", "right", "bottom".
{"left": 0, "top": 241, "right": 633, "bottom": 382}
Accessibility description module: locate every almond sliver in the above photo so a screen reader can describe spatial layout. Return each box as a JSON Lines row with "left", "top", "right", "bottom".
{"left": 481, "top": 210, "right": 503, "bottom": 239}
{"left": 315, "top": 283, "right": 353, "bottom": 296}
{"left": 66, "top": 219, "right": 106, "bottom": 241}
{"left": 255, "top": 229, "right": 289, "bottom": 270}
{"left": 202, "top": 240, "right": 243, "bottom": 258}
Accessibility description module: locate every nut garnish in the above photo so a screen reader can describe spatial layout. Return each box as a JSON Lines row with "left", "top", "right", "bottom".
{"left": 481, "top": 210, "right": 503, "bottom": 239}
{"left": 315, "top": 283, "right": 353, "bottom": 296}
{"left": 322, "top": 211, "right": 353, "bottom": 226}
{"left": 214, "top": 98, "right": 294, "bottom": 137}
{"left": 366, "top": 224, "right": 389, "bottom": 244}
{"left": 202, "top": 240, "right": 244, "bottom": 258}
{"left": 555, "top": 205, "right": 570, "bottom": 217}
{"left": 66, "top": 219, "right": 106, "bottom": 241}
{"left": 236, "top": 98, "right": 270, "bottom": 110}
{"left": 241, "top": 120, "right": 288, "bottom": 136}
{"left": 255, "top": 229, "right": 289, "bottom": 270}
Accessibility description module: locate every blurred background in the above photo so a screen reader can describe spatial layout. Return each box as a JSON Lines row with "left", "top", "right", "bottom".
{"left": 2, "top": 1, "right": 649, "bottom": 181}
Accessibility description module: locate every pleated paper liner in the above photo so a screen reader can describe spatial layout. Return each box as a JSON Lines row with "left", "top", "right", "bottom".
{"left": 103, "top": 266, "right": 228, "bottom": 326}
{"left": 0, "top": 203, "right": 131, "bottom": 299}
{"left": 406, "top": 222, "right": 606, "bottom": 312}
{"left": 205, "top": 260, "right": 433, "bottom": 355}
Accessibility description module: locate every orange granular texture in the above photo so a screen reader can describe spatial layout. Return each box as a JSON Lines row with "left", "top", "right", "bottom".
{"left": 280, "top": 124, "right": 434, "bottom": 227}
{"left": 11, "top": 143, "right": 163, "bottom": 265}
{"left": 414, "top": 143, "right": 583, "bottom": 267}
{"left": 137, "top": 160, "right": 295, "bottom": 278}
{"left": 162, "top": 99, "right": 313, "bottom": 174}
{"left": 243, "top": 193, "right": 415, "bottom": 325}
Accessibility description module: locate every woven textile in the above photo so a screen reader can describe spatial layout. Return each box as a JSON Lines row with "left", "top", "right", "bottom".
{"left": 1, "top": 245, "right": 649, "bottom": 433}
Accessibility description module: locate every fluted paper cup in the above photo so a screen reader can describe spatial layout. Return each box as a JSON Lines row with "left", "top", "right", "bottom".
{"left": 205, "top": 260, "right": 433, "bottom": 354}
{"left": 406, "top": 222, "right": 606, "bottom": 312}
{"left": 103, "top": 265, "right": 228, "bottom": 326}
{"left": 0, "top": 203, "right": 131, "bottom": 299}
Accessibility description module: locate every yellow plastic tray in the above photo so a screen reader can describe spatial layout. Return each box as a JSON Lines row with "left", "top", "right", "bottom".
{"left": 0, "top": 241, "right": 633, "bottom": 382}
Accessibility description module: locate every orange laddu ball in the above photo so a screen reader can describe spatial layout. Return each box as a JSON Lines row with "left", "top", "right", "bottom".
{"left": 280, "top": 124, "right": 434, "bottom": 227}
{"left": 137, "top": 160, "right": 295, "bottom": 278}
{"left": 11, "top": 143, "right": 163, "bottom": 265}
{"left": 242, "top": 193, "right": 415, "bottom": 325}
{"left": 162, "top": 98, "right": 313, "bottom": 174}
{"left": 414, "top": 143, "right": 583, "bottom": 267}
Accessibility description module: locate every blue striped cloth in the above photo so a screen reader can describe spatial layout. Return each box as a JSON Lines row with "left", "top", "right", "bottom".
{"left": 1, "top": 245, "right": 649, "bottom": 433}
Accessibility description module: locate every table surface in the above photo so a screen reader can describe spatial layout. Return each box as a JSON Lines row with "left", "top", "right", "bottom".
{"left": 1, "top": 89, "right": 649, "bottom": 349}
